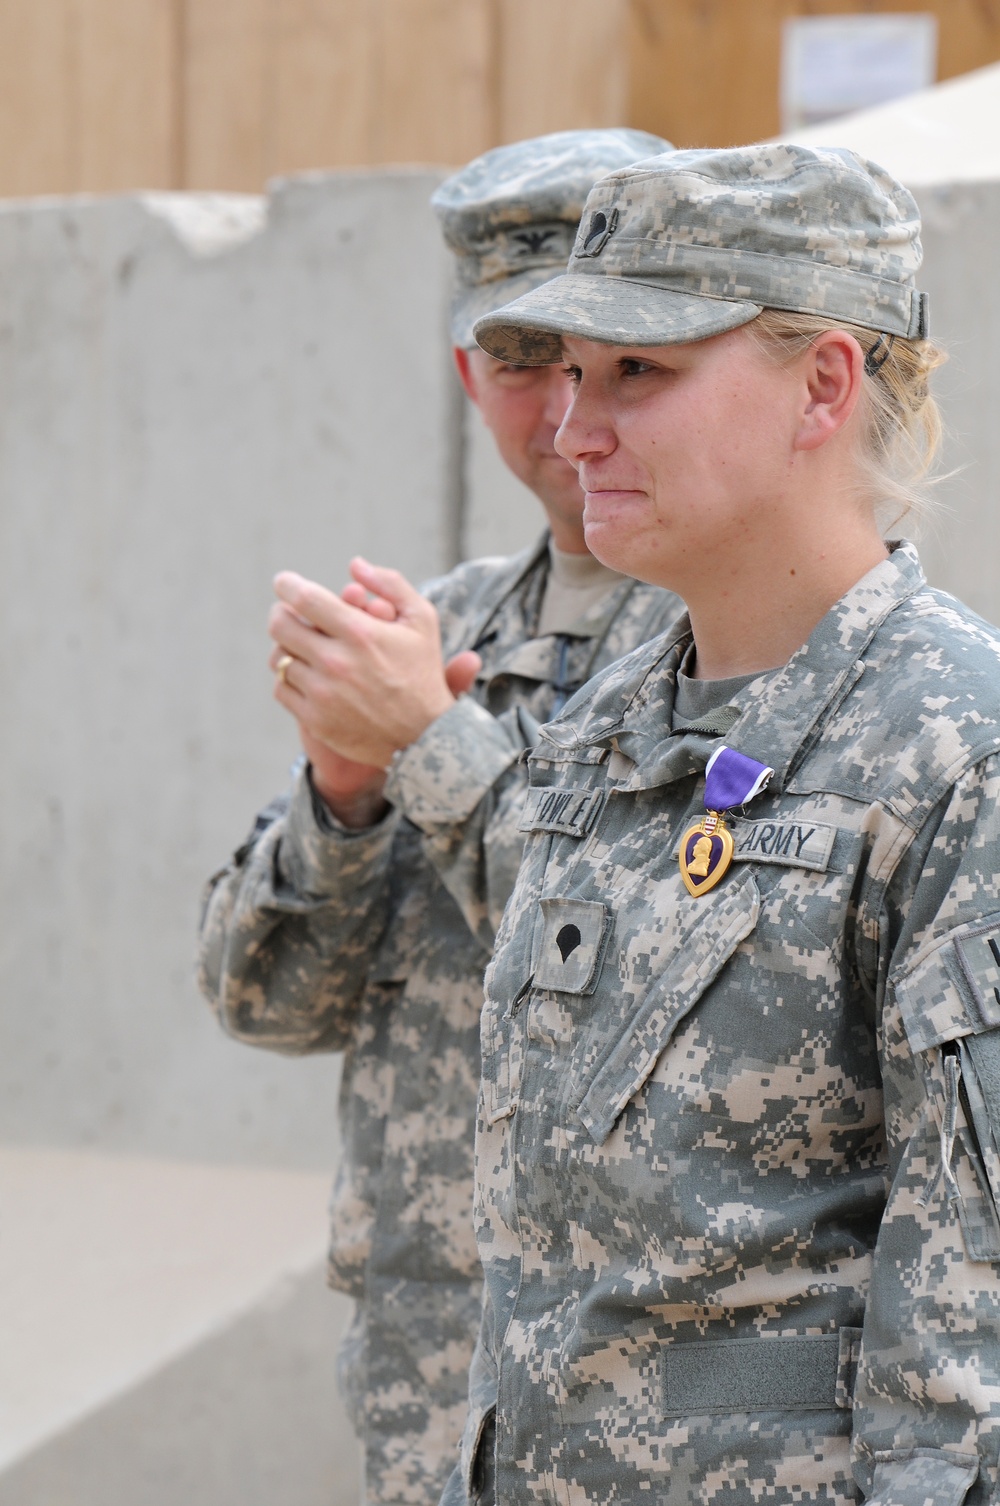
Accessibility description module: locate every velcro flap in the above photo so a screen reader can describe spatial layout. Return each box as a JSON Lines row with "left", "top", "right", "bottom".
{"left": 662, "top": 1331, "right": 859, "bottom": 1417}
{"left": 958, "top": 1028, "right": 1000, "bottom": 1215}
{"left": 955, "top": 926, "right": 1000, "bottom": 1030}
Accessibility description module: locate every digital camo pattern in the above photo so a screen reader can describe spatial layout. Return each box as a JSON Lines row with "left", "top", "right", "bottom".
{"left": 474, "top": 144, "right": 929, "bottom": 365}
{"left": 417, "top": 542, "right": 1000, "bottom": 1505}
{"left": 430, "top": 128, "right": 671, "bottom": 347}
{"left": 197, "top": 533, "right": 682, "bottom": 1506}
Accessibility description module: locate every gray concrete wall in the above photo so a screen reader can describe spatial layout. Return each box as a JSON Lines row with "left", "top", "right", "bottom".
{"left": 461, "top": 397, "right": 543, "bottom": 560}
{"left": 0, "top": 1146, "right": 359, "bottom": 1498}
{"left": 914, "top": 179, "right": 1000, "bottom": 621}
{"left": 0, "top": 170, "right": 457, "bottom": 1170}
{"left": 1, "top": 168, "right": 999, "bottom": 1171}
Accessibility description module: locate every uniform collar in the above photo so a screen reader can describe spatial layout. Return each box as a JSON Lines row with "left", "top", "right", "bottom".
{"left": 542, "top": 542, "right": 927, "bottom": 793}
{"left": 473, "top": 534, "right": 641, "bottom": 690}
{"left": 466, "top": 531, "right": 551, "bottom": 659}
{"left": 727, "top": 540, "right": 926, "bottom": 792}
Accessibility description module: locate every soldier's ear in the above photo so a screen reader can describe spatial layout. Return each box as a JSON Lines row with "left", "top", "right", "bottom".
{"left": 453, "top": 347, "right": 480, "bottom": 406}
{"left": 794, "top": 330, "right": 864, "bottom": 454}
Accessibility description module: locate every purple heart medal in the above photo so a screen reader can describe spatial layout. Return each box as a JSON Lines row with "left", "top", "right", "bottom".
{"left": 679, "top": 746, "right": 774, "bottom": 897}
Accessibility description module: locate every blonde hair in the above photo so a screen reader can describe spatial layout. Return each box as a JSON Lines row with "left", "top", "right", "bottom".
{"left": 746, "top": 308, "right": 947, "bottom": 533}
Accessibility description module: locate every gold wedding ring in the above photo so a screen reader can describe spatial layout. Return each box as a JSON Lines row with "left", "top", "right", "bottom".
{"left": 276, "top": 654, "right": 294, "bottom": 685}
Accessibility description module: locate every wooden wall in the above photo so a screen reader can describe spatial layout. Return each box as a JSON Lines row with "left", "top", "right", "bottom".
{"left": 627, "top": 0, "right": 1000, "bottom": 149}
{"left": 0, "top": 0, "right": 997, "bottom": 197}
{"left": 0, "top": 0, "right": 181, "bottom": 196}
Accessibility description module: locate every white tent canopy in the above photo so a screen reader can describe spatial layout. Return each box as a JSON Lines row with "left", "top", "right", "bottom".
{"left": 772, "top": 59, "right": 1000, "bottom": 185}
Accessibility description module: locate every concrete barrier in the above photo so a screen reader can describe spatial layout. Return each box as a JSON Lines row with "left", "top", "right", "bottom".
{"left": 778, "top": 64, "right": 1000, "bottom": 621}
{"left": 0, "top": 171, "right": 454, "bottom": 1506}
{"left": 0, "top": 170, "right": 458, "bottom": 1169}
{"left": 0, "top": 1261, "right": 357, "bottom": 1506}
{"left": 892, "top": 181, "right": 1000, "bottom": 623}
{"left": 5, "top": 161, "right": 996, "bottom": 1171}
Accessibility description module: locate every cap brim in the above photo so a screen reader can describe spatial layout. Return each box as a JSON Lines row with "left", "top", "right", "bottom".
{"left": 451, "top": 264, "right": 568, "bottom": 349}
{"left": 473, "top": 272, "right": 763, "bottom": 363}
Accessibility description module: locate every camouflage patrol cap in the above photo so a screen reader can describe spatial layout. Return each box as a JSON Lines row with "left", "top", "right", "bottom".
{"left": 474, "top": 143, "right": 930, "bottom": 363}
{"left": 432, "top": 129, "right": 673, "bottom": 348}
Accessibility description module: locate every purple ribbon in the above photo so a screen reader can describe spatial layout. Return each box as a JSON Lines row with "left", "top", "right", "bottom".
{"left": 704, "top": 746, "right": 773, "bottom": 813}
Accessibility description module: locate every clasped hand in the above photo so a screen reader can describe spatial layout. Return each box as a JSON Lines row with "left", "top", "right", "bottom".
{"left": 269, "top": 557, "right": 481, "bottom": 821}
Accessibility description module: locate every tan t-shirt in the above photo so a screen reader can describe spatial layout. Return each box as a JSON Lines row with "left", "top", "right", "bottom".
{"left": 535, "top": 542, "right": 624, "bottom": 638}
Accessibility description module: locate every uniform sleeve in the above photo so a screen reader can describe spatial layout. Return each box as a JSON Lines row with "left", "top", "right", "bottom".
{"left": 384, "top": 695, "right": 535, "bottom": 952}
{"left": 196, "top": 760, "right": 398, "bottom": 1054}
{"left": 851, "top": 752, "right": 1000, "bottom": 1505}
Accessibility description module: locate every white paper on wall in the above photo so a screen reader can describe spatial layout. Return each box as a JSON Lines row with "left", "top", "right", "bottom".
{"left": 781, "top": 14, "right": 938, "bottom": 131}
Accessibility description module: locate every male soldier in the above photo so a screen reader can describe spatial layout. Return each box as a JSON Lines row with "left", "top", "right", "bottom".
{"left": 198, "top": 129, "right": 680, "bottom": 1506}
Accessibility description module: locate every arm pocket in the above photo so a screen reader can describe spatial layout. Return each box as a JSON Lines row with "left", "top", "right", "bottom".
{"left": 929, "top": 1037, "right": 1000, "bottom": 1263}
{"left": 893, "top": 918, "right": 1000, "bottom": 1260}
{"left": 952, "top": 1030, "right": 1000, "bottom": 1261}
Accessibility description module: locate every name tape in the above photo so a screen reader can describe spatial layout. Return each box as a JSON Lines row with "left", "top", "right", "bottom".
{"left": 673, "top": 818, "right": 836, "bottom": 871}
{"left": 520, "top": 786, "right": 604, "bottom": 838}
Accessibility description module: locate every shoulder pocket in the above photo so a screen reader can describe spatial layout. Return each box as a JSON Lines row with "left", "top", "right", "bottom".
{"left": 894, "top": 913, "right": 1000, "bottom": 1054}
{"left": 952, "top": 1030, "right": 1000, "bottom": 1260}
{"left": 894, "top": 916, "right": 1000, "bottom": 1260}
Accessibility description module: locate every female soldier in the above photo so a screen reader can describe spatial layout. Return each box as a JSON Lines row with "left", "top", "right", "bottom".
{"left": 429, "top": 145, "right": 1000, "bottom": 1505}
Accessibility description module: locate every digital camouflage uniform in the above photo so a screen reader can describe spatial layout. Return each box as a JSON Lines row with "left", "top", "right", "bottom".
{"left": 407, "top": 147, "right": 1000, "bottom": 1503}
{"left": 413, "top": 547, "right": 1000, "bottom": 1506}
{"left": 197, "top": 127, "right": 676, "bottom": 1506}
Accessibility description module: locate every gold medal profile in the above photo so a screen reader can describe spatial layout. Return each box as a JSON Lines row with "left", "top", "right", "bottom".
{"left": 679, "top": 810, "right": 735, "bottom": 897}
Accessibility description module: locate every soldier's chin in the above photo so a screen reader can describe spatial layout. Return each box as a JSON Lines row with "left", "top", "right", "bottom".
{"left": 581, "top": 515, "right": 639, "bottom": 574}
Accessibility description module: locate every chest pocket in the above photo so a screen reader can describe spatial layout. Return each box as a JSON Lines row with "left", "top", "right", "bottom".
{"left": 482, "top": 864, "right": 761, "bottom": 1142}
{"left": 575, "top": 869, "right": 760, "bottom": 1143}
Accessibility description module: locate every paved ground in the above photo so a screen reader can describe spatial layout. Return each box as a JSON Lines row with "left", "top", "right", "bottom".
{"left": 0, "top": 1147, "right": 360, "bottom": 1504}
